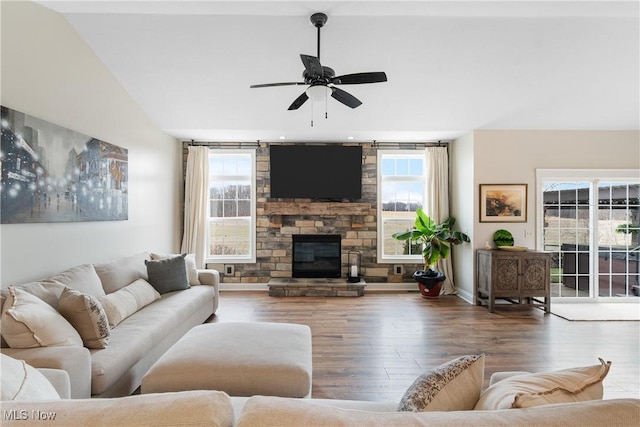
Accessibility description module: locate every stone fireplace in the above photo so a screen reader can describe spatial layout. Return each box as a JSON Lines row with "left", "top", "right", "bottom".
{"left": 193, "top": 142, "right": 424, "bottom": 284}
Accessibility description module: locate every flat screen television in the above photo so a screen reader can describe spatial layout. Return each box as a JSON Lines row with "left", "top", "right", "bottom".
{"left": 270, "top": 145, "right": 362, "bottom": 200}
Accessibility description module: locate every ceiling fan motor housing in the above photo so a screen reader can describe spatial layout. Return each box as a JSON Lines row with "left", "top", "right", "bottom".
{"left": 302, "top": 66, "right": 335, "bottom": 83}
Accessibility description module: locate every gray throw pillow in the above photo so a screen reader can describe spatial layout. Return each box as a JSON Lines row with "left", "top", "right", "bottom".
{"left": 144, "top": 254, "right": 190, "bottom": 294}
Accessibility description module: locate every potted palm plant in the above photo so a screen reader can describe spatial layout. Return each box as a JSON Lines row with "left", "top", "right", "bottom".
{"left": 392, "top": 208, "right": 470, "bottom": 298}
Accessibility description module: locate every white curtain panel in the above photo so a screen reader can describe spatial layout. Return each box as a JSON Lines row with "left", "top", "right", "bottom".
{"left": 181, "top": 146, "right": 209, "bottom": 269}
{"left": 425, "top": 146, "right": 457, "bottom": 295}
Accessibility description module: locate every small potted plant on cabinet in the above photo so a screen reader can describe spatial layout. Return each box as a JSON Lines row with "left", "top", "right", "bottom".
{"left": 392, "top": 208, "right": 470, "bottom": 298}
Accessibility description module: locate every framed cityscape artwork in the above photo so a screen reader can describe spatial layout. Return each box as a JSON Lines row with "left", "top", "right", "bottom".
{"left": 1, "top": 106, "right": 128, "bottom": 223}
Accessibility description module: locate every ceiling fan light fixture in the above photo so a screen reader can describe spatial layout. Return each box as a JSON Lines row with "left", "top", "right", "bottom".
{"left": 306, "top": 85, "right": 329, "bottom": 102}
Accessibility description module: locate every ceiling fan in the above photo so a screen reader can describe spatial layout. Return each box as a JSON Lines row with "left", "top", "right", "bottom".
{"left": 250, "top": 12, "right": 387, "bottom": 111}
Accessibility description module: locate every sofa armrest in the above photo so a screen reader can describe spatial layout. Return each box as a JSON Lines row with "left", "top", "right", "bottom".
{"left": 1, "top": 346, "right": 91, "bottom": 399}
{"left": 38, "top": 368, "right": 71, "bottom": 399}
{"left": 197, "top": 269, "right": 220, "bottom": 313}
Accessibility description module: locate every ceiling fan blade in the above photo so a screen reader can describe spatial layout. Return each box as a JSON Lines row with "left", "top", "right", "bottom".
{"left": 300, "top": 54, "right": 323, "bottom": 78}
{"left": 330, "top": 87, "right": 362, "bottom": 109}
{"left": 288, "top": 92, "right": 309, "bottom": 110}
{"left": 250, "top": 82, "right": 306, "bottom": 88}
{"left": 332, "top": 72, "right": 387, "bottom": 85}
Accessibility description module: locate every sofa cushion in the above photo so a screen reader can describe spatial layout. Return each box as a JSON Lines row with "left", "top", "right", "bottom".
{"left": 151, "top": 252, "right": 201, "bottom": 285}
{"left": 93, "top": 252, "right": 151, "bottom": 294}
{"left": 1, "top": 390, "right": 235, "bottom": 427}
{"left": 474, "top": 358, "right": 611, "bottom": 410}
{"left": 98, "top": 279, "right": 160, "bottom": 328}
{"left": 1, "top": 286, "right": 83, "bottom": 348}
{"left": 0, "top": 281, "right": 65, "bottom": 310}
{"left": 1, "top": 353, "right": 60, "bottom": 400}
{"left": 145, "top": 255, "right": 190, "bottom": 294}
{"left": 58, "top": 287, "right": 110, "bottom": 349}
{"left": 41, "top": 264, "right": 106, "bottom": 299}
{"left": 235, "top": 396, "right": 640, "bottom": 427}
{"left": 397, "top": 354, "right": 484, "bottom": 412}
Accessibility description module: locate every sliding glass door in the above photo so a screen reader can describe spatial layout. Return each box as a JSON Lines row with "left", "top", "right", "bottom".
{"left": 538, "top": 170, "right": 639, "bottom": 300}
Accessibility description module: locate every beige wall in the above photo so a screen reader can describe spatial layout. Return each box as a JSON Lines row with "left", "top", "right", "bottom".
{"left": 451, "top": 129, "right": 640, "bottom": 303}
{"left": 1, "top": 2, "right": 182, "bottom": 286}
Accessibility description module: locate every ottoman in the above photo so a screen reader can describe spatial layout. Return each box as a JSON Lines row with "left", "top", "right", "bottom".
{"left": 141, "top": 322, "right": 313, "bottom": 398}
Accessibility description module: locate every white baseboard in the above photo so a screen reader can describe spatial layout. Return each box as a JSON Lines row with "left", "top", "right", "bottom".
{"left": 456, "top": 287, "right": 475, "bottom": 304}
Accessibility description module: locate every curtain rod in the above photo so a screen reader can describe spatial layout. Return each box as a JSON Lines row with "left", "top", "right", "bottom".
{"left": 371, "top": 140, "right": 450, "bottom": 148}
{"left": 259, "top": 141, "right": 450, "bottom": 147}
{"left": 185, "top": 140, "right": 450, "bottom": 148}
{"left": 185, "top": 140, "right": 260, "bottom": 148}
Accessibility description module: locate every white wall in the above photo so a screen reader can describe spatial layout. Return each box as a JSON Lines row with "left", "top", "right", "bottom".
{"left": 452, "top": 129, "right": 640, "bottom": 303}
{"left": 1, "top": 1, "right": 182, "bottom": 286}
{"left": 449, "top": 132, "right": 476, "bottom": 302}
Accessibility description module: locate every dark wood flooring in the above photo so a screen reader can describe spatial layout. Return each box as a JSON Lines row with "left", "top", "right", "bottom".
{"left": 211, "top": 291, "right": 639, "bottom": 402}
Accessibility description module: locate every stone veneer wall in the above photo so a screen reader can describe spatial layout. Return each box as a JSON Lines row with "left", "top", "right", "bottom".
{"left": 183, "top": 141, "right": 424, "bottom": 283}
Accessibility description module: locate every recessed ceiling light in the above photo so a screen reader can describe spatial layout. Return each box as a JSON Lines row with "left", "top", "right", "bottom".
{"left": 347, "top": 136, "right": 354, "bottom": 140}
{"left": 279, "top": 136, "right": 286, "bottom": 140}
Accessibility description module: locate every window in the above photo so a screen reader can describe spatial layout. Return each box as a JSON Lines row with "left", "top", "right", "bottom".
{"left": 537, "top": 169, "right": 639, "bottom": 299}
{"left": 377, "top": 150, "right": 426, "bottom": 263}
{"left": 207, "top": 149, "right": 256, "bottom": 263}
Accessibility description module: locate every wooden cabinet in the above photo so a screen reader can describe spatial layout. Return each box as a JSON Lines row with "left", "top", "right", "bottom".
{"left": 477, "top": 249, "right": 550, "bottom": 313}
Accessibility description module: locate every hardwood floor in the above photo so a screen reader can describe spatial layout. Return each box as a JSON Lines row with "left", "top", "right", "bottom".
{"left": 211, "top": 291, "right": 640, "bottom": 402}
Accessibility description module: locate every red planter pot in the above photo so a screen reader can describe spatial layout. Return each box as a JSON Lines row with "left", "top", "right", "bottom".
{"left": 412, "top": 270, "right": 446, "bottom": 299}
{"left": 418, "top": 282, "right": 443, "bottom": 298}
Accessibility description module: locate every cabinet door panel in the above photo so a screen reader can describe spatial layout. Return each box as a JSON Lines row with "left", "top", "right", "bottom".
{"left": 522, "top": 257, "right": 548, "bottom": 292}
{"left": 494, "top": 257, "right": 519, "bottom": 291}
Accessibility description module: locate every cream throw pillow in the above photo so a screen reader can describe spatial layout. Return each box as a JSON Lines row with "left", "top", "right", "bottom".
{"left": 58, "top": 287, "right": 110, "bottom": 349}
{"left": 1, "top": 286, "right": 83, "bottom": 348}
{"left": 98, "top": 279, "right": 160, "bottom": 328}
{"left": 41, "top": 263, "right": 106, "bottom": 298}
{"left": 0, "top": 354, "right": 60, "bottom": 400}
{"left": 474, "top": 358, "right": 611, "bottom": 410}
{"left": 0, "top": 281, "right": 65, "bottom": 309}
{"left": 93, "top": 252, "right": 151, "bottom": 294}
{"left": 397, "top": 354, "right": 485, "bottom": 412}
{"left": 151, "top": 252, "right": 201, "bottom": 285}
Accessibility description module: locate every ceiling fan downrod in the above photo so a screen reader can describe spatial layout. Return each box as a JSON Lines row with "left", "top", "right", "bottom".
{"left": 310, "top": 13, "right": 327, "bottom": 61}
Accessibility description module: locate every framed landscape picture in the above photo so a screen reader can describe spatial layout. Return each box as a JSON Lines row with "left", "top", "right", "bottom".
{"left": 480, "top": 184, "right": 527, "bottom": 223}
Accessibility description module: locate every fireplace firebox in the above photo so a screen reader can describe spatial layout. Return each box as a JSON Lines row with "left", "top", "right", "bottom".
{"left": 292, "top": 234, "right": 341, "bottom": 278}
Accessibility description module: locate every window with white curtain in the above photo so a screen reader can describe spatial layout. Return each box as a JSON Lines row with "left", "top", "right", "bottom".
{"left": 377, "top": 150, "right": 426, "bottom": 263}
{"left": 207, "top": 149, "right": 256, "bottom": 263}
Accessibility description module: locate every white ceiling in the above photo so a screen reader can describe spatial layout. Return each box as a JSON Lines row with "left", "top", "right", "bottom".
{"left": 37, "top": 1, "right": 639, "bottom": 143}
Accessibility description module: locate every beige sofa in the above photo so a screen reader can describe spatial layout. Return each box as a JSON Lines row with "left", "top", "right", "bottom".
{"left": 4, "top": 394, "right": 639, "bottom": 426}
{"left": 2, "top": 381, "right": 639, "bottom": 426}
{"left": 0, "top": 252, "right": 219, "bottom": 399}
{"left": 2, "top": 353, "right": 639, "bottom": 427}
